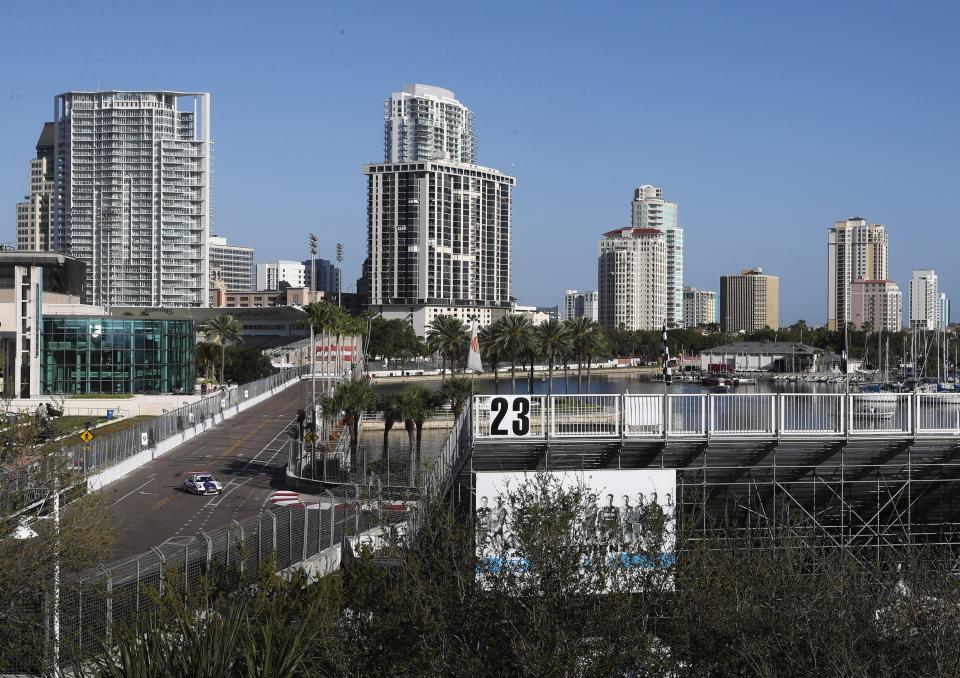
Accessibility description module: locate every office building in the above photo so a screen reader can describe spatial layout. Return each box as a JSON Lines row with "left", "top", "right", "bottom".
{"left": 303, "top": 257, "right": 341, "bottom": 294}
{"left": 562, "top": 289, "right": 599, "bottom": 322}
{"left": 15, "top": 123, "right": 55, "bottom": 251}
{"left": 850, "top": 280, "right": 902, "bottom": 332}
{"left": 719, "top": 267, "right": 779, "bottom": 333}
{"left": 909, "top": 269, "right": 939, "bottom": 330}
{"left": 255, "top": 261, "right": 306, "bottom": 291}
{"left": 939, "top": 292, "right": 951, "bottom": 329}
{"left": 683, "top": 286, "right": 719, "bottom": 328}
{"left": 51, "top": 91, "right": 211, "bottom": 308}
{"left": 631, "top": 186, "right": 683, "bottom": 327}
{"left": 385, "top": 84, "right": 476, "bottom": 164}
{"left": 827, "top": 217, "right": 888, "bottom": 330}
{"left": 209, "top": 236, "right": 254, "bottom": 292}
{"left": 598, "top": 227, "right": 666, "bottom": 331}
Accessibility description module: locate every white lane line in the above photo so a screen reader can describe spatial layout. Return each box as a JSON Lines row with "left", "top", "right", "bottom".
{"left": 109, "top": 479, "right": 155, "bottom": 507}
{"left": 205, "top": 477, "right": 252, "bottom": 508}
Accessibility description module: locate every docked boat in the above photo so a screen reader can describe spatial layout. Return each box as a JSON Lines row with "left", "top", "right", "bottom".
{"left": 853, "top": 384, "right": 898, "bottom": 418}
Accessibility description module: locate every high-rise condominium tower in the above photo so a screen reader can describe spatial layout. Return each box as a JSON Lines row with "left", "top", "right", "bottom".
{"left": 366, "top": 85, "right": 513, "bottom": 336}
{"left": 562, "top": 290, "right": 599, "bottom": 322}
{"left": 909, "top": 269, "right": 939, "bottom": 330}
{"left": 209, "top": 236, "right": 254, "bottom": 292}
{"left": 15, "top": 123, "right": 55, "bottom": 251}
{"left": 851, "top": 280, "right": 902, "bottom": 332}
{"left": 384, "top": 84, "right": 476, "bottom": 164}
{"left": 598, "top": 227, "right": 666, "bottom": 331}
{"left": 939, "top": 293, "right": 951, "bottom": 329}
{"left": 631, "top": 186, "right": 683, "bottom": 327}
{"left": 52, "top": 91, "right": 211, "bottom": 307}
{"left": 827, "top": 217, "right": 888, "bottom": 330}
{"left": 683, "top": 286, "right": 718, "bottom": 328}
{"left": 719, "top": 267, "right": 779, "bottom": 333}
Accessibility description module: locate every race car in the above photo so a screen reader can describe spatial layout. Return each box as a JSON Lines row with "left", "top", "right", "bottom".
{"left": 182, "top": 472, "right": 223, "bottom": 495}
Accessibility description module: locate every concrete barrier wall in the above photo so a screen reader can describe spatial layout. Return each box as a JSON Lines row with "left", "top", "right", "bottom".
{"left": 87, "top": 377, "right": 301, "bottom": 492}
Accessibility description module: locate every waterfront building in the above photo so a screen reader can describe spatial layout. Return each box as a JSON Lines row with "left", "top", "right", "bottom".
{"left": 850, "top": 279, "right": 902, "bottom": 332}
{"left": 209, "top": 235, "right": 254, "bottom": 292}
{"left": 15, "top": 123, "right": 55, "bottom": 251}
{"left": 631, "top": 185, "right": 683, "bottom": 327}
{"left": 255, "top": 261, "right": 306, "bottom": 291}
{"left": 719, "top": 267, "right": 779, "bottom": 333}
{"left": 827, "top": 217, "right": 888, "bottom": 330}
{"left": 598, "top": 227, "right": 666, "bottom": 331}
{"left": 303, "top": 257, "right": 340, "bottom": 294}
{"left": 939, "top": 292, "right": 951, "bottom": 329}
{"left": 683, "top": 286, "right": 718, "bottom": 328}
{"left": 700, "top": 342, "right": 833, "bottom": 373}
{"left": 909, "top": 269, "right": 939, "bottom": 330}
{"left": 385, "top": 84, "right": 476, "bottom": 164}
{"left": 52, "top": 91, "right": 211, "bottom": 307}
{"left": 562, "top": 289, "right": 599, "bottom": 321}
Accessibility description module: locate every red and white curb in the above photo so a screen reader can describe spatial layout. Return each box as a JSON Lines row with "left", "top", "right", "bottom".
{"left": 268, "top": 490, "right": 303, "bottom": 507}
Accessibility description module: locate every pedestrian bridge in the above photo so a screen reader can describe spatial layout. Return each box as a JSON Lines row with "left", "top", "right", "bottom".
{"left": 471, "top": 392, "right": 960, "bottom": 442}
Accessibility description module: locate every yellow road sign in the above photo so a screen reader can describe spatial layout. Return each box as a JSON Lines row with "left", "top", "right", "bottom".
{"left": 304, "top": 432, "right": 317, "bottom": 444}
{"left": 79, "top": 430, "right": 94, "bottom": 444}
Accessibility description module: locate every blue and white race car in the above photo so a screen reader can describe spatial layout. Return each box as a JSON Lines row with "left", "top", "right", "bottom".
{"left": 183, "top": 472, "right": 223, "bottom": 495}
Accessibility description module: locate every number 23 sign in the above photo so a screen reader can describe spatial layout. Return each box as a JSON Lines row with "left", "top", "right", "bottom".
{"left": 487, "top": 396, "right": 532, "bottom": 437}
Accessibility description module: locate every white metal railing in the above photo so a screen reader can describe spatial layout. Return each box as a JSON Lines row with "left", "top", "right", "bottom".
{"left": 471, "top": 392, "right": 960, "bottom": 441}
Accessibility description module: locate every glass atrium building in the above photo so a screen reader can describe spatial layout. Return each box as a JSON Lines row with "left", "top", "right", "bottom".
{"left": 40, "top": 317, "right": 195, "bottom": 395}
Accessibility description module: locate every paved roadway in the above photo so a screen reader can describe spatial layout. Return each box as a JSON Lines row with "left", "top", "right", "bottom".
{"left": 103, "top": 381, "right": 311, "bottom": 560}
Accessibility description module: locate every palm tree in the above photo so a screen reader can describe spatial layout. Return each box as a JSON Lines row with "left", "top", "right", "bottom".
{"left": 299, "top": 302, "right": 337, "bottom": 405}
{"left": 323, "top": 379, "right": 376, "bottom": 468}
{"left": 479, "top": 322, "right": 503, "bottom": 392}
{"left": 441, "top": 376, "right": 473, "bottom": 417}
{"left": 492, "top": 314, "right": 533, "bottom": 394}
{"left": 204, "top": 314, "right": 243, "bottom": 384}
{"left": 535, "top": 319, "right": 572, "bottom": 399}
{"left": 195, "top": 341, "right": 219, "bottom": 381}
{"left": 568, "top": 317, "right": 600, "bottom": 394}
{"left": 426, "top": 315, "right": 468, "bottom": 380}
{"left": 397, "top": 386, "right": 436, "bottom": 462}
{"left": 377, "top": 392, "right": 404, "bottom": 462}
{"left": 585, "top": 331, "right": 608, "bottom": 393}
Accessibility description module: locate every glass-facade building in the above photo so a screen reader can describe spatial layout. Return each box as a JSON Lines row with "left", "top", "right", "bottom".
{"left": 40, "top": 317, "right": 195, "bottom": 395}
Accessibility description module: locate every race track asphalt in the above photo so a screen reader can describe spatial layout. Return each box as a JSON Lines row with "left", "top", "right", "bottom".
{"left": 102, "top": 381, "right": 311, "bottom": 560}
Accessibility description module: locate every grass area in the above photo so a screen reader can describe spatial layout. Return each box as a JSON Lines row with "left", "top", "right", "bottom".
{"left": 34, "top": 415, "right": 156, "bottom": 454}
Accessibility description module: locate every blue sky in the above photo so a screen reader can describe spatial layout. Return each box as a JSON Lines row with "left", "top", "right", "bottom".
{"left": 1, "top": 0, "right": 957, "bottom": 325}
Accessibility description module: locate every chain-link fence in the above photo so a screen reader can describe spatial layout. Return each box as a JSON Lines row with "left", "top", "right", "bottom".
{"left": 2, "top": 490, "right": 409, "bottom": 674}
{"left": 1, "top": 366, "right": 307, "bottom": 514}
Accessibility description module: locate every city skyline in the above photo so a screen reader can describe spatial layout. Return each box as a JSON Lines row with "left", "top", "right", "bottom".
{"left": 1, "top": 2, "right": 958, "bottom": 323}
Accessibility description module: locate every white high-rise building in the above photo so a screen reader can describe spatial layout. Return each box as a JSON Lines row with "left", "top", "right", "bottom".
{"left": 827, "top": 217, "right": 888, "bottom": 330}
{"left": 851, "top": 280, "right": 902, "bottom": 332}
{"left": 15, "top": 123, "right": 54, "bottom": 251}
{"left": 562, "top": 290, "right": 598, "bottom": 321}
{"left": 366, "top": 85, "right": 514, "bottom": 336}
{"left": 209, "top": 236, "right": 254, "bottom": 291}
{"left": 909, "top": 269, "right": 939, "bottom": 330}
{"left": 384, "top": 84, "right": 476, "bottom": 164}
{"left": 598, "top": 227, "right": 666, "bottom": 331}
{"left": 255, "top": 261, "right": 306, "bottom": 291}
{"left": 631, "top": 186, "right": 683, "bottom": 327}
{"left": 52, "top": 91, "right": 211, "bottom": 307}
{"left": 683, "top": 286, "right": 718, "bottom": 328}
{"left": 939, "top": 293, "right": 951, "bottom": 329}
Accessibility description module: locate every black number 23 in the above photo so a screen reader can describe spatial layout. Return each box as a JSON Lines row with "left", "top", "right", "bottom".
{"left": 490, "top": 397, "right": 531, "bottom": 436}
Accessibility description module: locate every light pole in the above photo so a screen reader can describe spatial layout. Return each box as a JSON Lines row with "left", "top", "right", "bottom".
{"left": 335, "top": 242, "right": 344, "bottom": 308}
{"left": 308, "top": 234, "right": 318, "bottom": 456}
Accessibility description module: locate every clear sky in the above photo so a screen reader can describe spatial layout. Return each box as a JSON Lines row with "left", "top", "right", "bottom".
{"left": 1, "top": 0, "right": 957, "bottom": 325}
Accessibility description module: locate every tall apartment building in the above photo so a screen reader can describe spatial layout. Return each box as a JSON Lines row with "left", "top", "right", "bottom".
{"left": 827, "top": 217, "right": 888, "bottom": 330}
{"left": 851, "top": 280, "right": 902, "bottom": 332}
{"left": 366, "top": 85, "right": 514, "bottom": 336}
{"left": 909, "top": 269, "right": 939, "bottom": 330}
{"left": 385, "top": 84, "right": 476, "bottom": 164}
{"left": 208, "top": 236, "right": 254, "bottom": 292}
{"left": 683, "top": 286, "right": 718, "bottom": 328}
{"left": 15, "top": 123, "right": 55, "bottom": 251}
{"left": 719, "top": 267, "right": 779, "bottom": 333}
{"left": 631, "top": 185, "right": 683, "bottom": 327}
{"left": 255, "top": 261, "right": 306, "bottom": 291}
{"left": 303, "top": 257, "right": 341, "bottom": 294}
{"left": 598, "top": 227, "right": 666, "bottom": 331}
{"left": 939, "top": 293, "right": 951, "bottom": 329}
{"left": 50, "top": 91, "right": 211, "bottom": 307}
{"left": 562, "top": 289, "right": 599, "bottom": 322}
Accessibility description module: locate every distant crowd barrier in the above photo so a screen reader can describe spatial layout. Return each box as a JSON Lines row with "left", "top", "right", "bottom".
{"left": 473, "top": 392, "right": 960, "bottom": 441}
